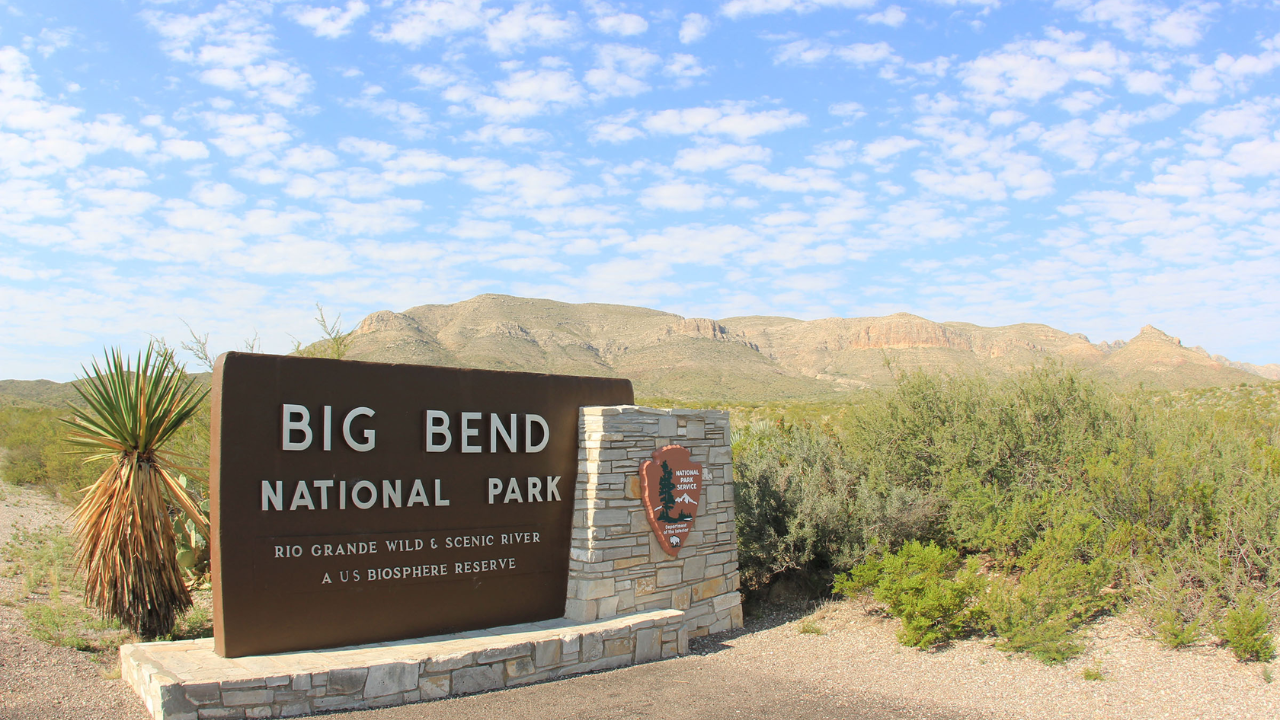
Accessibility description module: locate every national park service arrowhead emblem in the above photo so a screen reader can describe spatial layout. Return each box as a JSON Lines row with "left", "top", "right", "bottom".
{"left": 640, "top": 445, "right": 703, "bottom": 556}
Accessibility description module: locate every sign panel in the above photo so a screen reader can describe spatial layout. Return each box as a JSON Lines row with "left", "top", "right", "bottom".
{"left": 640, "top": 445, "right": 704, "bottom": 556}
{"left": 210, "top": 352, "right": 633, "bottom": 657}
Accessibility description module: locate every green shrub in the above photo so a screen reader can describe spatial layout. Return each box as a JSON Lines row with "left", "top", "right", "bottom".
{"left": 732, "top": 366, "right": 1280, "bottom": 664}
{"left": 1219, "top": 596, "right": 1276, "bottom": 662}
{"left": 979, "top": 545, "right": 1116, "bottom": 664}
{"left": 1154, "top": 609, "right": 1202, "bottom": 649}
{"left": 0, "top": 407, "right": 107, "bottom": 496}
{"left": 734, "top": 420, "right": 859, "bottom": 591}
{"left": 835, "top": 542, "right": 983, "bottom": 649}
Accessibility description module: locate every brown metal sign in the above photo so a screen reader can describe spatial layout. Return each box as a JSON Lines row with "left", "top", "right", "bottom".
{"left": 640, "top": 445, "right": 703, "bottom": 556}
{"left": 209, "top": 352, "right": 633, "bottom": 657}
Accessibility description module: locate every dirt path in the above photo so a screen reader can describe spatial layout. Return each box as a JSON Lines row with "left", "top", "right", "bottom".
{"left": 0, "top": 483, "right": 145, "bottom": 720}
{"left": 1, "top": 481, "right": 1276, "bottom": 720}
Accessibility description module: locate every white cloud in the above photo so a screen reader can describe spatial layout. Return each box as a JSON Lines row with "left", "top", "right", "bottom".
{"left": 1057, "top": 0, "right": 1218, "bottom": 48}
{"left": 679, "top": 13, "right": 710, "bottom": 43}
{"left": 29, "top": 27, "right": 75, "bottom": 58}
{"left": 865, "top": 5, "right": 906, "bottom": 26}
{"left": 959, "top": 29, "right": 1127, "bottom": 106}
{"left": 191, "top": 181, "right": 246, "bottom": 208}
{"left": 587, "top": 0, "right": 648, "bottom": 36}
{"left": 1192, "top": 101, "right": 1272, "bottom": 139}
{"left": 673, "top": 142, "right": 771, "bottom": 171}
{"left": 347, "top": 86, "right": 433, "bottom": 138}
{"left": 665, "top": 54, "right": 708, "bottom": 85}
{"left": 373, "top": 0, "right": 485, "bottom": 48}
{"left": 639, "top": 181, "right": 720, "bottom": 211}
{"left": 643, "top": 103, "right": 807, "bottom": 141}
{"left": 448, "top": 67, "right": 584, "bottom": 121}
{"left": 280, "top": 144, "right": 341, "bottom": 172}
{"left": 914, "top": 168, "right": 1007, "bottom": 200}
{"left": 325, "top": 198, "right": 424, "bottom": 235}
{"left": 143, "top": 2, "right": 313, "bottom": 107}
{"left": 728, "top": 164, "right": 843, "bottom": 192}
{"left": 485, "top": 3, "right": 577, "bottom": 54}
{"left": 862, "top": 136, "right": 922, "bottom": 165}
{"left": 589, "top": 111, "right": 645, "bottom": 143}
{"left": 338, "top": 137, "right": 398, "bottom": 162}
{"left": 200, "top": 112, "right": 292, "bottom": 157}
{"left": 720, "top": 0, "right": 877, "bottom": 20}
{"left": 585, "top": 44, "right": 660, "bottom": 98}
{"left": 461, "top": 123, "right": 550, "bottom": 144}
{"left": 285, "top": 1, "right": 369, "bottom": 39}
{"left": 829, "top": 101, "right": 865, "bottom": 123}
{"left": 161, "top": 139, "right": 211, "bottom": 160}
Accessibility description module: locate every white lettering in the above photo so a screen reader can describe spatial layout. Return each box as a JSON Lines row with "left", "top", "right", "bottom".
{"left": 290, "top": 481, "right": 315, "bottom": 510}
{"left": 382, "top": 479, "right": 402, "bottom": 508}
{"left": 282, "top": 404, "right": 312, "bottom": 451}
{"left": 262, "top": 480, "right": 283, "bottom": 511}
{"left": 527, "top": 476, "right": 543, "bottom": 502}
{"left": 425, "top": 410, "right": 451, "bottom": 452}
{"left": 407, "top": 479, "right": 430, "bottom": 507}
{"left": 434, "top": 478, "right": 450, "bottom": 506}
{"left": 504, "top": 477, "right": 523, "bottom": 503}
{"left": 343, "top": 407, "right": 376, "bottom": 452}
{"left": 461, "top": 412, "right": 482, "bottom": 453}
{"left": 314, "top": 479, "right": 333, "bottom": 509}
{"left": 491, "top": 413, "right": 517, "bottom": 453}
{"left": 339, "top": 480, "right": 347, "bottom": 510}
{"left": 525, "top": 414, "right": 549, "bottom": 452}
{"left": 322, "top": 573, "right": 331, "bottom": 584}
{"left": 488, "top": 477, "right": 503, "bottom": 504}
{"left": 352, "top": 480, "right": 377, "bottom": 509}
{"left": 548, "top": 476, "right": 561, "bottom": 501}
{"left": 323, "top": 405, "right": 332, "bottom": 451}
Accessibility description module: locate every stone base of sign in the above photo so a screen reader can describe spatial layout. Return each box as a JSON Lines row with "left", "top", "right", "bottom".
{"left": 120, "top": 608, "right": 686, "bottom": 720}
{"left": 569, "top": 406, "right": 743, "bottom": 639}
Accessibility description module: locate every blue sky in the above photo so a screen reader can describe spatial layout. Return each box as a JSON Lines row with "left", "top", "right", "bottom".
{"left": 2, "top": 0, "right": 1278, "bottom": 381}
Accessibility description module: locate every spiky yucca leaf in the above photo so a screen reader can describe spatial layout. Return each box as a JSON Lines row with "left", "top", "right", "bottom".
{"left": 62, "top": 344, "right": 209, "bottom": 638}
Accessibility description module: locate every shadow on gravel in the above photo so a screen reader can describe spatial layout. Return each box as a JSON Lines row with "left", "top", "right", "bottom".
{"left": 688, "top": 600, "right": 823, "bottom": 656}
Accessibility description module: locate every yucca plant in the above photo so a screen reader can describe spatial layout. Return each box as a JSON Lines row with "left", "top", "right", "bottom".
{"left": 62, "top": 343, "right": 209, "bottom": 638}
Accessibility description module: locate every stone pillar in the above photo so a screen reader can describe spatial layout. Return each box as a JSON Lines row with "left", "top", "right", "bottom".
{"left": 566, "top": 406, "right": 742, "bottom": 649}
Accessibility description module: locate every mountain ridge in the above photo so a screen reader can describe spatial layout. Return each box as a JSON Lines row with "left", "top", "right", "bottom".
{"left": 3, "top": 295, "right": 1272, "bottom": 406}
{"left": 338, "top": 294, "right": 1271, "bottom": 401}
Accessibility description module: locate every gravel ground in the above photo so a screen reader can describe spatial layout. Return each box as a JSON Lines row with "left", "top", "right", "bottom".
{"left": 1, "top": 482, "right": 1276, "bottom": 720}
{"left": 0, "top": 483, "right": 144, "bottom": 720}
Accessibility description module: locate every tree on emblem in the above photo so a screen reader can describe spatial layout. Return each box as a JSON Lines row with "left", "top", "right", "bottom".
{"left": 656, "top": 460, "right": 693, "bottom": 523}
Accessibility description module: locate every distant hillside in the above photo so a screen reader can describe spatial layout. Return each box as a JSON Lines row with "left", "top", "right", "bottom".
{"left": 0, "top": 379, "right": 82, "bottom": 408}
{"left": 2, "top": 296, "right": 1271, "bottom": 407}
{"left": 336, "top": 295, "right": 1269, "bottom": 402}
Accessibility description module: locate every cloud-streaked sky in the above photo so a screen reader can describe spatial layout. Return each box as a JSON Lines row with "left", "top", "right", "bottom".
{"left": 2, "top": 0, "right": 1279, "bottom": 381}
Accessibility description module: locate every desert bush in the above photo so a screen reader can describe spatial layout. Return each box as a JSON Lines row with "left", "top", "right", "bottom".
{"left": 0, "top": 407, "right": 107, "bottom": 495}
{"left": 834, "top": 541, "right": 984, "bottom": 648}
{"left": 737, "top": 363, "right": 1280, "bottom": 662}
{"left": 733, "top": 420, "right": 860, "bottom": 591}
{"left": 1219, "top": 594, "right": 1276, "bottom": 662}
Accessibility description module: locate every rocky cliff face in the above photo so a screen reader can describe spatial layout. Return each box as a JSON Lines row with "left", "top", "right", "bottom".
{"left": 336, "top": 294, "right": 1269, "bottom": 401}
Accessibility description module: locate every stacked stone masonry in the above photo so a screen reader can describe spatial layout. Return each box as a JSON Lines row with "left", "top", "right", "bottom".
{"left": 121, "top": 610, "right": 686, "bottom": 720}
{"left": 566, "top": 406, "right": 743, "bottom": 639}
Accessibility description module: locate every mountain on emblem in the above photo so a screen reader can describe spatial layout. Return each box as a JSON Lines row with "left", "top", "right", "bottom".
{"left": 640, "top": 445, "right": 703, "bottom": 557}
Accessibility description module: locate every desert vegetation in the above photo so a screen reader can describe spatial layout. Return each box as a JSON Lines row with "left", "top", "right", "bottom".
{"left": 3, "top": 339, "right": 1277, "bottom": 668}
{"left": 733, "top": 364, "right": 1280, "bottom": 663}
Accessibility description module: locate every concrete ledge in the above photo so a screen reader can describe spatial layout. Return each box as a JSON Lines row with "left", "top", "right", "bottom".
{"left": 121, "top": 609, "right": 687, "bottom": 720}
